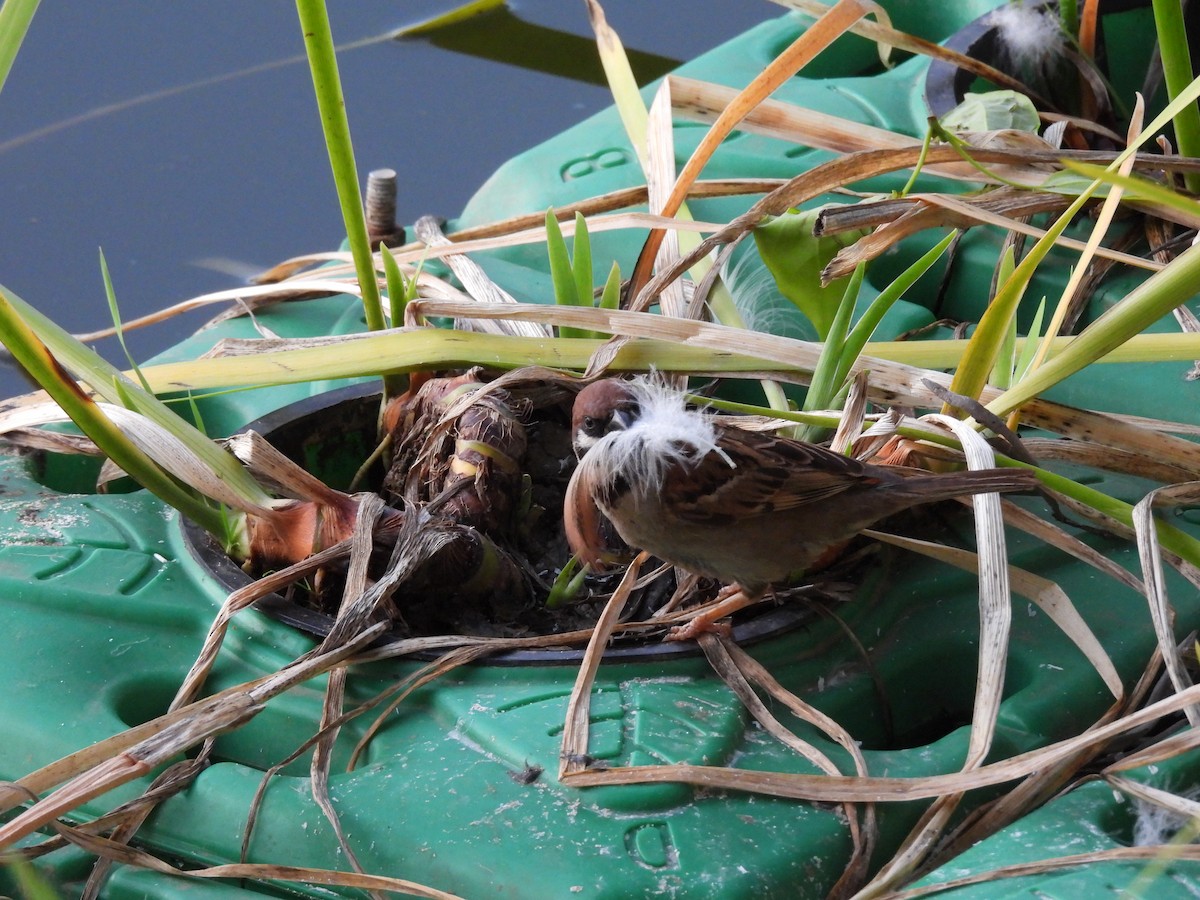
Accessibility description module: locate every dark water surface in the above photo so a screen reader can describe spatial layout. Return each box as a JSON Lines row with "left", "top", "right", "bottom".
{"left": 0, "top": 2, "right": 775, "bottom": 399}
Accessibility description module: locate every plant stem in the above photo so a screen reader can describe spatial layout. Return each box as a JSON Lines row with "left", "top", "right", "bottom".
{"left": 1152, "top": 0, "right": 1200, "bottom": 192}
{"left": 294, "top": 0, "right": 386, "bottom": 333}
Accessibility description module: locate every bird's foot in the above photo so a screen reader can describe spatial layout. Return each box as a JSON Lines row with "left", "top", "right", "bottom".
{"left": 666, "top": 616, "right": 733, "bottom": 642}
{"left": 665, "top": 585, "right": 759, "bottom": 642}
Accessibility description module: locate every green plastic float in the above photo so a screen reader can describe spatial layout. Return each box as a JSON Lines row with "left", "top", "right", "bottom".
{"left": 3, "top": 1, "right": 1199, "bottom": 897}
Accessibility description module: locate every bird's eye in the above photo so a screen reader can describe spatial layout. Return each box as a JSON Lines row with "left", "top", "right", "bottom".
{"left": 582, "top": 415, "right": 597, "bottom": 433}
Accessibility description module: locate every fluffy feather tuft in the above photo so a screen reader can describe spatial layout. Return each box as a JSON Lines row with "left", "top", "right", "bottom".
{"left": 590, "top": 377, "right": 732, "bottom": 494}
{"left": 987, "top": 3, "right": 1066, "bottom": 75}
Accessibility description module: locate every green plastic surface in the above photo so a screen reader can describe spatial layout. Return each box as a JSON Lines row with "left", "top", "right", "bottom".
{"left": 4, "top": 2, "right": 1200, "bottom": 897}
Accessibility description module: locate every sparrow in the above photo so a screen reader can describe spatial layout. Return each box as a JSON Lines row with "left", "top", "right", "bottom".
{"left": 564, "top": 378, "right": 1038, "bottom": 639}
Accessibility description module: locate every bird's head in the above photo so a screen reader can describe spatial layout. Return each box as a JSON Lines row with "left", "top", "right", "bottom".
{"left": 571, "top": 380, "right": 641, "bottom": 459}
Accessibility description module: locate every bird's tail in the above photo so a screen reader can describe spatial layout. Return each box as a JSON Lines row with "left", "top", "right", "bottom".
{"left": 888, "top": 467, "right": 1039, "bottom": 505}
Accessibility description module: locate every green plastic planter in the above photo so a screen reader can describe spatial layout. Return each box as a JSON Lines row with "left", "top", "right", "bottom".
{"left": 3, "top": 1, "right": 1200, "bottom": 897}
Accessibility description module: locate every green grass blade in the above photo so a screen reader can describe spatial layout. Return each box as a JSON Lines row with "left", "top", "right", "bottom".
{"left": 544, "top": 209, "right": 576, "bottom": 306}
{"left": 0, "top": 283, "right": 274, "bottom": 511}
{"left": 591, "top": 260, "right": 623, "bottom": 341}
{"left": 381, "top": 243, "right": 408, "bottom": 326}
{"left": 599, "top": 261, "right": 621, "bottom": 312}
{"left": 802, "top": 262, "right": 863, "bottom": 418}
{"left": 378, "top": 243, "right": 412, "bottom": 396}
{"left": 0, "top": 0, "right": 38, "bottom": 94}
{"left": 0, "top": 289, "right": 227, "bottom": 535}
{"left": 1013, "top": 297, "right": 1046, "bottom": 383}
{"left": 294, "top": 0, "right": 385, "bottom": 333}
{"left": 948, "top": 190, "right": 1088, "bottom": 407}
{"left": 100, "top": 248, "right": 152, "bottom": 393}
{"left": 545, "top": 209, "right": 587, "bottom": 340}
{"left": 393, "top": 0, "right": 505, "bottom": 36}
{"left": 545, "top": 555, "right": 587, "bottom": 609}
{"left": 991, "top": 246, "right": 1018, "bottom": 390}
{"left": 571, "top": 212, "right": 594, "bottom": 312}
{"left": 837, "top": 229, "right": 957, "bottom": 390}
{"left": 988, "top": 237, "right": 1200, "bottom": 417}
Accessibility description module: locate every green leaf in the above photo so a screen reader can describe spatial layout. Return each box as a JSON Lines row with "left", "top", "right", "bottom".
{"left": 753, "top": 206, "right": 869, "bottom": 339}
{"left": 940, "top": 90, "right": 1041, "bottom": 133}
{"left": 546, "top": 555, "right": 587, "bottom": 609}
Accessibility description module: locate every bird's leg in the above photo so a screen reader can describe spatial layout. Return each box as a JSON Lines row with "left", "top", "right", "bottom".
{"left": 666, "top": 584, "right": 765, "bottom": 641}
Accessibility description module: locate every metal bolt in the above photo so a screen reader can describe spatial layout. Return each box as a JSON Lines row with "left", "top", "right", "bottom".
{"left": 366, "top": 168, "right": 403, "bottom": 246}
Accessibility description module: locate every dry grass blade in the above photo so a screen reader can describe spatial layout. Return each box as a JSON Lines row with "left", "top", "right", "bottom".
{"left": 80, "top": 749, "right": 214, "bottom": 900}
{"left": 69, "top": 277, "right": 361, "bottom": 342}
{"left": 50, "top": 820, "right": 461, "bottom": 899}
{"left": 0, "top": 623, "right": 385, "bottom": 847}
{"left": 1104, "top": 726, "right": 1200, "bottom": 773}
{"left": 1108, "top": 774, "right": 1200, "bottom": 821}
{"left": 0, "top": 693, "right": 261, "bottom": 849}
{"left": 882, "top": 845, "right": 1200, "bottom": 899}
{"left": 714, "top": 637, "right": 877, "bottom": 898}
{"left": 1023, "top": 437, "right": 1200, "bottom": 485}
{"left": 255, "top": 193, "right": 750, "bottom": 284}
{"left": 171, "top": 541, "right": 351, "bottom": 711}
{"left": 822, "top": 191, "right": 1162, "bottom": 282}
{"left": 311, "top": 495, "right": 385, "bottom": 892}
{"left": 864, "top": 530, "right": 1123, "bottom": 700}
{"left": 227, "top": 429, "right": 354, "bottom": 504}
{"left": 628, "top": 0, "right": 871, "bottom": 301}
{"left": 697, "top": 636, "right": 852, "bottom": 778}
{"left": 830, "top": 369, "right": 871, "bottom": 454}
{"left": 856, "top": 415, "right": 1014, "bottom": 894}
{"left": 632, "top": 142, "right": 1066, "bottom": 311}
{"left": 998, "top": 498, "right": 1144, "bottom": 593}
{"left": 772, "top": 0, "right": 1054, "bottom": 108}
{"left": 410, "top": 297, "right": 1200, "bottom": 477}
{"left": 1134, "top": 482, "right": 1200, "bottom": 726}
{"left": 562, "top": 680, "right": 1200, "bottom": 802}
{"left": 390, "top": 210, "right": 727, "bottom": 266}
{"left": 643, "top": 80, "right": 689, "bottom": 321}
{"left": 559, "top": 552, "right": 647, "bottom": 779}
{"left": 928, "top": 701, "right": 1126, "bottom": 880}
{"left": 86, "top": 404, "right": 273, "bottom": 515}
{"left": 348, "top": 644, "right": 499, "bottom": 769}
{"left": 412, "top": 215, "right": 550, "bottom": 339}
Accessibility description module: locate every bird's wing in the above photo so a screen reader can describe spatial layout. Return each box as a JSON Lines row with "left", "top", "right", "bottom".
{"left": 563, "top": 458, "right": 629, "bottom": 569}
{"left": 663, "top": 427, "right": 889, "bottom": 521}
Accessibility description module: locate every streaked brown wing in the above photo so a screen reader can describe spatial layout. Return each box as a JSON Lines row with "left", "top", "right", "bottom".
{"left": 662, "top": 427, "right": 887, "bottom": 522}
{"left": 564, "top": 457, "right": 629, "bottom": 569}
